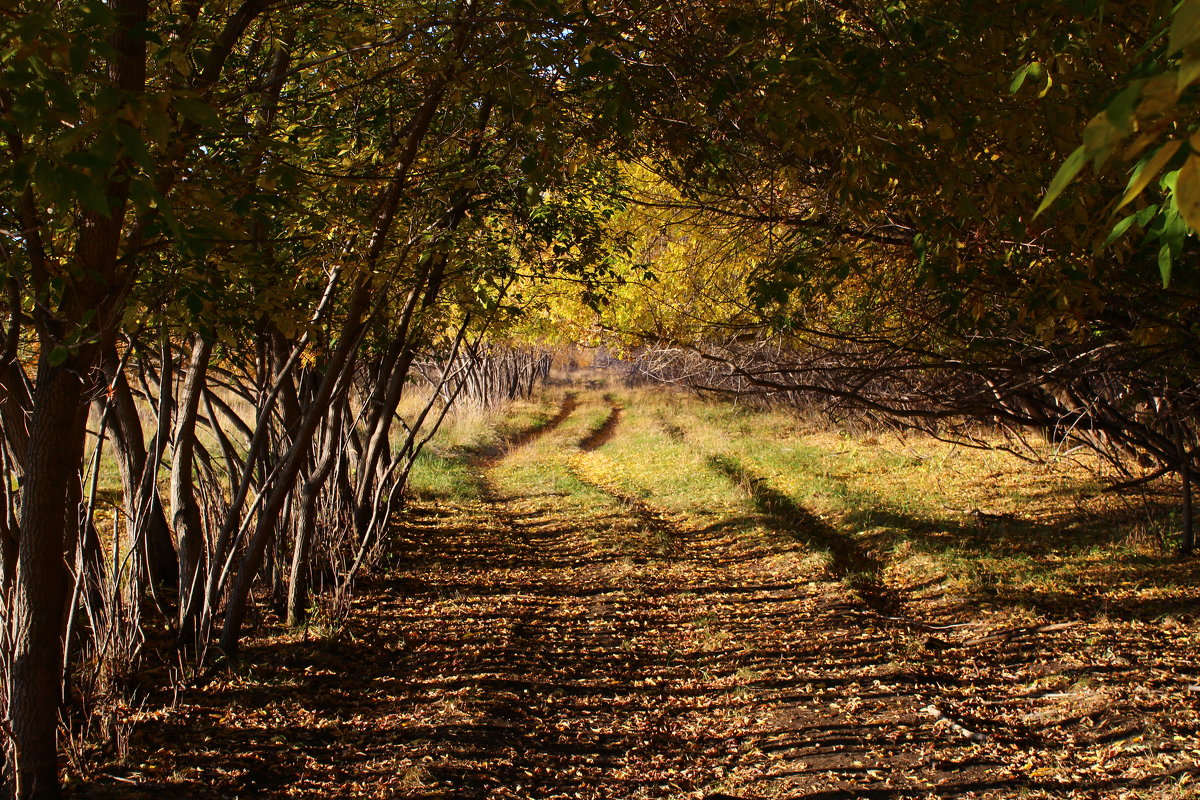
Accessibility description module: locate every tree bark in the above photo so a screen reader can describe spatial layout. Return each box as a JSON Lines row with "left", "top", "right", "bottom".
{"left": 97, "top": 346, "right": 178, "bottom": 589}
{"left": 9, "top": 361, "right": 88, "bottom": 800}
{"left": 171, "top": 335, "right": 213, "bottom": 639}
{"left": 1177, "top": 424, "right": 1194, "bottom": 557}
{"left": 286, "top": 399, "right": 344, "bottom": 626}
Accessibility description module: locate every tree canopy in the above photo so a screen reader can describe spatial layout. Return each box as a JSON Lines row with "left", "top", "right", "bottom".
{"left": 1, "top": 0, "right": 1198, "bottom": 796}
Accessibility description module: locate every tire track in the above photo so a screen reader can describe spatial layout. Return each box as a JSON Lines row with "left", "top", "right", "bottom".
{"left": 486, "top": 391, "right": 578, "bottom": 463}
{"left": 579, "top": 403, "right": 622, "bottom": 452}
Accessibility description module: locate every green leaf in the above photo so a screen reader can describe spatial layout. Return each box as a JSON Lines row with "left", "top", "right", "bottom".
{"left": 1117, "top": 139, "right": 1182, "bottom": 210}
{"left": 1169, "top": 0, "right": 1200, "bottom": 54}
{"left": 1010, "top": 62, "right": 1045, "bottom": 94}
{"left": 115, "top": 122, "right": 155, "bottom": 173}
{"left": 1163, "top": 206, "right": 1188, "bottom": 261}
{"left": 44, "top": 77, "right": 80, "bottom": 121}
{"left": 1009, "top": 64, "right": 1031, "bottom": 93}
{"left": 1175, "top": 153, "right": 1200, "bottom": 232}
{"left": 1037, "top": 70, "right": 1054, "bottom": 99}
{"left": 174, "top": 97, "right": 220, "bottom": 128}
{"left": 1105, "top": 212, "right": 1139, "bottom": 244}
{"left": 1159, "top": 240, "right": 1173, "bottom": 287}
{"left": 47, "top": 346, "right": 68, "bottom": 367}
{"left": 127, "top": 175, "right": 162, "bottom": 218}
{"left": 1035, "top": 145, "right": 1088, "bottom": 216}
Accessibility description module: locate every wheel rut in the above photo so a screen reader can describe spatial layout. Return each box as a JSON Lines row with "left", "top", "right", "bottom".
{"left": 579, "top": 403, "right": 622, "bottom": 452}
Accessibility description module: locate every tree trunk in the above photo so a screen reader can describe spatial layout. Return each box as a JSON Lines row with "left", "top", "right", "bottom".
{"left": 0, "top": 360, "right": 31, "bottom": 474}
{"left": 286, "top": 400, "right": 344, "bottom": 626}
{"left": 98, "top": 346, "right": 178, "bottom": 589}
{"left": 219, "top": 291, "right": 369, "bottom": 654}
{"left": 1177, "top": 425, "right": 1194, "bottom": 557}
{"left": 9, "top": 361, "right": 88, "bottom": 800}
{"left": 171, "top": 335, "right": 213, "bottom": 639}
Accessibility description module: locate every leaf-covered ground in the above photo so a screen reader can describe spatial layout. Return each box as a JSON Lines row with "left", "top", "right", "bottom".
{"left": 71, "top": 384, "right": 1200, "bottom": 799}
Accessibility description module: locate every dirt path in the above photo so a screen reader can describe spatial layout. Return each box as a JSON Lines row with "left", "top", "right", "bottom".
{"left": 75, "top": 389, "right": 1200, "bottom": 800}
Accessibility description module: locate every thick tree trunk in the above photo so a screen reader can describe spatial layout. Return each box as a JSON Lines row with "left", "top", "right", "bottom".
{"left": 9, "top": 361, "right": 88, "bottom": 800}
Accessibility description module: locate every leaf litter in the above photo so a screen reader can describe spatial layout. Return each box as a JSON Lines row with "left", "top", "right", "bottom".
{"left": 69, "top": 389, "right": 1200, "bottom": 800}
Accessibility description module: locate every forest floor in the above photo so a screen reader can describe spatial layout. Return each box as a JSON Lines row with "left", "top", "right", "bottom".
{"left": 70, "top": 376, "right": 1200, "bottom": 799}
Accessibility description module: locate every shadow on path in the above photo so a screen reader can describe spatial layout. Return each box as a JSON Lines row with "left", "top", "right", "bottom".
{"left": 706, "top": 453, "right": 895, "bottom": 613}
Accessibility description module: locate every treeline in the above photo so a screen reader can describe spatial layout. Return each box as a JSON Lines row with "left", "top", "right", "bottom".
{"left": 0, "top": 1, "right": 630, "bottom": 796}
{"left": 3, "top": 0, "right": 1199, "bottom": 796}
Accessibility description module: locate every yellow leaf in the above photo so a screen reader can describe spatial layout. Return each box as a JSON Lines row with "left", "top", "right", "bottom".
{"left": 1117, "top": 140, "right": 1182, "bottom": 211}
{"left": 1175, "top": 154, "right": 1200, "bottom": 233}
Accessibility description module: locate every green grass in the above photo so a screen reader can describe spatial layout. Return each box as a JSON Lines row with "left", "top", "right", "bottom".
{"left": 401, "top": 390, "right": 562, "bottom": 502}
{"left": 393, "top": 375, "right": 1197, "bottom": 620}
{"left": 561, "top": 383, "right": 1198, "bottom": 619}
{"left": 406, "top": 449, "right": 483, "bottom": 502}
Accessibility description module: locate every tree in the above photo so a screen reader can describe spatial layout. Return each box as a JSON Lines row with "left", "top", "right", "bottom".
{"left": 0, "top": 1, "right": 638, "bottom": 794}
{"left": 565, "top": 1, "right": 1200, "bottom": 552}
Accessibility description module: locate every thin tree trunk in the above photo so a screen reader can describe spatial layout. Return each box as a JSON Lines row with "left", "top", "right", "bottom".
{"left": 0, "top": 360, "right": 31, "bottom": 474}
{"left": 171, "top": 335, "right": 213, "bottom": 639}
{"left": 218, "top": 62, "right": 461, "bottom": 654}
{"left": 219, "top": 286, "right": 370, "bottom": 654}
{"left": 1177, "top": 424, "right": 1194, "bottom": 557}
{"left": 98, "top": 345, "right": 178, "bottom": 589}
{"left": 286, "top": 399, "right": 344, "bottom": 626}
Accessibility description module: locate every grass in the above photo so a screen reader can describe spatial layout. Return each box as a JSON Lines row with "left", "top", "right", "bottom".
{"left": 559, "top": 383, "right": 1197, "bottom": 620}
{"left": 400, "top": 388, "right": 562, "bottom": 502}
{"left": 387, "top": 372, "right": 1198, "bottom": 622}
{"left": 427, "top": 379, "right": 1195, "bottom": 623}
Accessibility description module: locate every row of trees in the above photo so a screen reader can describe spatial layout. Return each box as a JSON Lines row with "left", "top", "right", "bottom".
{"left": 2, "top": 0, "right": 1198, "bottom": 796}
{"left": 546, "top": 0, "right": 1200, "bottom": 551}
{"left": 0, "top": 0, "right": 638, "bottom": 796}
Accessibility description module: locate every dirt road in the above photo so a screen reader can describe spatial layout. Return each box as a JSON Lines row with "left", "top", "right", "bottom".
{"left": 76, "top": 389, "right": 1200, "bottom": 799}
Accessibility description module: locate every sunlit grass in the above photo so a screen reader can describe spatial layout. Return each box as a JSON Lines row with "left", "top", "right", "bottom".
{"left": 568, "top": 383, "right": 1197, "bottom": 618}
{"left": 401, "top": 387, "right": 562, "bottom": 502}
{"left": 398, "top": 372, "right": 1197, "bottom": 618}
